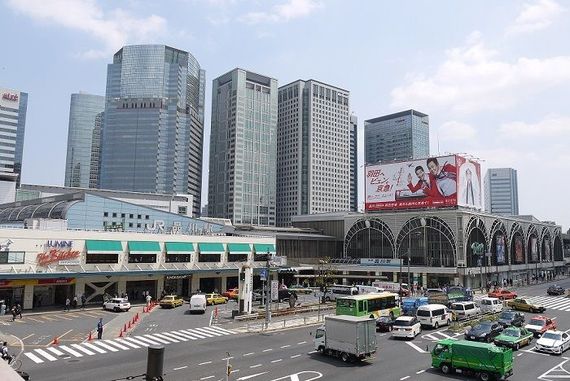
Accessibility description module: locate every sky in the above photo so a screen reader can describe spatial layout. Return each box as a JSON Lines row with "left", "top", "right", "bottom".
{"left": 1, "top": 0, "right": 569, "bottom": 230}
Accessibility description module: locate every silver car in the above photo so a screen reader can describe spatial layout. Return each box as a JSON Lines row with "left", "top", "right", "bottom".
{"left": 103, "top": 297, "right": 131, "bottom": 312}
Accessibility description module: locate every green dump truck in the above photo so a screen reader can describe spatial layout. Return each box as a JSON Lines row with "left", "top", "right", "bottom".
{"left": 431, "top": 338, "right": 513, "bottom": 381}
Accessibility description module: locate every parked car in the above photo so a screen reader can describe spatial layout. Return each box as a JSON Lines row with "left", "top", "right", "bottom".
{"left": 376, "top": 316, "right": 395, "bottom": 332}
{"left": 205, "top": 293, "right": 228, "bottom": 305}
{"left": 525, "top": 315, "right": 557, "bottom": 337}
{"left": 103, "top": 297, "right": 131, "bottom": 312}
{"left": 506, "top": 298, "right": 546, "bottom": 313}
{"left": 416, "top": 304, "right": 452, "bottom": 329}
{"left": 535, "top": 330, "right": 570, "bottom": 354}
{"left": 464, "top": 320, "right": 503, "bottom": 342}
{"left": 222, "top": 288, "right": 239, "bottom": 300}
{"left": 480, "top": 297, "right": 504, "bottom": 314}
{"left": 488, "top": 288, "right": 517, "bottom": 300}
{"left": 392, "top": 316, "right": 422, "bottom": 339}
{"left": 498, "top": 310, "right": 525, "bottom": 327}
{"left": 547, "top": 285, "right": 566, "bottom": 296}
{"left": 494, "top": 326, "right": 534, "bottom": 350}
{"left": 159, "top": 295, "right": 184, "bottom": 308}
{"left": 450, "top": 301, "right": 480, "bottom": 320}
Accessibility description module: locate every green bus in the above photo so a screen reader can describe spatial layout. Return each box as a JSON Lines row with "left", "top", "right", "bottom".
{"left": 336, "top": 292, "right": 401, "bottom": 319}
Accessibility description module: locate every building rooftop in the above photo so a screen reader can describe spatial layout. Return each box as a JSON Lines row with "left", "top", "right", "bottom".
{"left": 365, "top": 109, "right": 428, "bottom": 124}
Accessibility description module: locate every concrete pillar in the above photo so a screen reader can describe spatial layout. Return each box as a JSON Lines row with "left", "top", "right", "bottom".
{"left": 413, "top": 272, "right": 419, "bottom": 286}
{"left": 23, "top": 284, "right": 34, "bottom": 310}
{"left": 221, "top": 276, "right": 228, "bottom": 291}
{"left": 117, "top": 279, "right": 127, "bottom": 297}
{"left": 392, "top": 272, "right": 398, "bottom": 283}
{"left": 191, "top": 275, "right": 200, "bottom": 293}
{"left": 156, "top": 276, "right": 164, "bottom": 298}
{"left": 422, "top": 273, "right": 428, "bottom": 288}
{"left": 75, "top": 279, "right": 86, "bottom": 298}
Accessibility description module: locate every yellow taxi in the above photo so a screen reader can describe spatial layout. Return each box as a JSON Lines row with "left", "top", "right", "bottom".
{"left": 159, "top": 295, "right": 184, "bottom": 308}
{"left": 205, "top": 293, "right": 228, "bottom": 305}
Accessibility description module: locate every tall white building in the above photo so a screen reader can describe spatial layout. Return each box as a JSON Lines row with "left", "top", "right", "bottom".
{"left": 484, "top": 168, "right": 519, "bottom": 216}
{"left": 276, "top": 80, "right": 350, "bottom": 227}
{"left": 0, "top": 87, "right": 28, "bottom": 184}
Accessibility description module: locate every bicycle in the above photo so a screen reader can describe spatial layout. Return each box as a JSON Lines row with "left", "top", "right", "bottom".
{"left": 3, "top": 354, "right": 22, "bottom": 371}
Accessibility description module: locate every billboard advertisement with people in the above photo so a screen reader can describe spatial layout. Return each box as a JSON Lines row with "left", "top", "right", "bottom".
{"left": 496, "top": 235, "right": 506, "bottom": 264}
{"left": 514, "top": 236, "right": 524, "bottom": 263}
{"left": 365, "top": 155, "right": 481, "bottom": 211}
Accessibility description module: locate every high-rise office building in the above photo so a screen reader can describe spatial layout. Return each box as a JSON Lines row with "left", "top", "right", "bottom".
{"left": 64, "top": 93, "right": 105, "bottom": 188}
{"left": 0, "top": 87, "right": 28, "bottom": 185}
{"left": 484, "top": 168, "right": 519, "bottom": 216}
{"left": 364, "top": 109, "right": 429, "bottom": 165}
{"left": 99, "top": 45, "right": 206, "bottom": 216}
{"left": 276, "top": 80, "right": 350, "bottom": 226}
{"left": 208, "top": 68, "right": 278, "bottom": 226}
{"left": 349, "top": 114, "right": 358, "bottom": 212}
{"left": 88, "top": 112, "right": 104, "bottom": 189}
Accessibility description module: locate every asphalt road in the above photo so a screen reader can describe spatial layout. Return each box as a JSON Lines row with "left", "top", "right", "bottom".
{"left": 8, "top": 279, "right": 570, "bottom": 381}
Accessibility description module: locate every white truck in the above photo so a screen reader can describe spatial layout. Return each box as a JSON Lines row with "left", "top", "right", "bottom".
{"left": 313, "top": 315, "right": 377, "bottom": 362}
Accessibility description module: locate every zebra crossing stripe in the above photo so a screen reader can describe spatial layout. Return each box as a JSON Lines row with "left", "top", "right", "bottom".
{"left": 187, "top": 329, "right": 213, "bottom": 338}
{"left": 59, "top": 345, "right": 84, "bottom": 357}
{"left": 24, "top": 352, "right": 44, "bottom": 364}
{"left": 437, "top": 332, "right": 452, "bottom": 339}
{"left": 208, "top": 326, "right": 235, "bottom": 335}
{"left": 160, "top": 332, "right": 187, "bottom": 341}
{"left": 144, "top": 334, "right": 171, "bottom": 344}
{"left": 405, "top": 342, "right": 428, "bottom": 353}
{"left": 125, "top": 337, "right": 150, "bottom": 347}
{"left": 172, "top": 330, "right": 198, "bottom": 340}
{"left": 423, "top": 334, "right": 439, "bottom": 341}
{"left": 92, "top": 341, "right": 119, "bottom": 352}
{"left": 180, "top": 329, "right": 206, "bottom": 339}
{"left": 133, "top": 336, "right": 159, "bottom": 346}
{"left": 103, "top": 340, "right": 130, "bottom": 350}
{"left": 152, "top": 333, "right": 180, "bottom": 343}
{"left": 117, "top": 339, "right": 140, "bottom": 348}
{"left": 83, "top": 342, "right": 107, "bottom": 354}
{"left": 46, "top": 347, "right": 65, "bottom": 356}
{"left": 71, "top": 344, "right": 95, "bottom": 356}
{"left": 195, "top": 327, "right": 223, "bottom": 336}
{"left": 34, "top": 349, "right": 57, "bottom": 361}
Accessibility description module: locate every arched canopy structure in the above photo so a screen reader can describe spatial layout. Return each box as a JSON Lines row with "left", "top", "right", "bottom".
{"left": 465, "top": 216, "right": 488, "bottom": 267}
{"left": 345, "top": 218, "right": 395, "bottom": 259}
{"left": 509, "top": 222, "right": 525, "bottom": 265}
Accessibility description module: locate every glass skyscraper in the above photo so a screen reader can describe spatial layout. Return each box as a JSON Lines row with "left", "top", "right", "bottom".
{"left": 484, "top": 168, "right": 519, "bottom": 216}
{"left": 99, "top": 45, "right": 206, "bottom": 216}
{"left": 64, "top": 93, "right": 105, "bottom": 188}
{"left": 208, "top": 69, "right": 277, "bottom": 226}
{"left": 364, "top": 109, "right": 429, "bottom": 165}
{"left": 0, "top": 87, "right": 28, "bottom": 185}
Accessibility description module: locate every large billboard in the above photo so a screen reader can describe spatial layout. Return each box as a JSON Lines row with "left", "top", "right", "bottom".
{"left": 496, "top": 235, "right": 505, "bottom": 265}
{"left": 365, "top": 155, "right": 482, "bottom": 211}
{"left": 544, "top": 239, "right": 551, "bottom": 262}
{"left": 514, "top": 236, "right": 524, "bottom": 263}
{"left": 531, "top": 237, "right": 538, "bottom": 262}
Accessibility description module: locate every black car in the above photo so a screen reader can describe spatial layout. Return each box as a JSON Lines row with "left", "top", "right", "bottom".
{"left": 465, "top": 320, "right": 504, "bottom": 342}
{"left": 376, "top": 316, "right": 395, "bottom": 332}
{"left": 498, "top": 310, "right": 525, "bottom": 327}
{"left": 547, "top": 285, "right": 565, "bottom": 296}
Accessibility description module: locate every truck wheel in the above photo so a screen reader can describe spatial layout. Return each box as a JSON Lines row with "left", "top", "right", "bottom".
{"left": 441, "top": 363, "right": 451, "bottom": 374}
{"left": 479, "top": 372, "right": 491, "bottom": 381}
{"left": 434, "top": 322, "right": 439, "bottom": 329}
{"left": 341, "top": 352, "right": 349, "bottom": 362}
{"left": 318, "top": 346, "right": 325, "bottom": 354}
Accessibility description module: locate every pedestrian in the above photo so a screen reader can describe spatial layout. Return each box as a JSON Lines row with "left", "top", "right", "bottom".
{"left": 65, "top": 297, "right": 70, "bottom": 312}
{"left": 81, "top": 294, "right": 86, "bottom": 309}
{"left": 97, "top": 318, "right": 103, "bottom": 339}
{"left": 1, "top": 341, "right": 12, "bottom": 364}
{"left": 146, "top": 293, "right": 152, "bottom": 307}
{"left": 72, "top": 296, "right": 78, "bottom": 309}
{"left": 10, "top": 306, "right": 16, "bottom": 322}
{"left": 16, "top": 304, "right": 22, "bottom": 319}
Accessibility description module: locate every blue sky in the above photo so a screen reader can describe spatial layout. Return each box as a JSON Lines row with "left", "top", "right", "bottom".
{"left": 1, "top": 0, "right": 569, "bottom": 229}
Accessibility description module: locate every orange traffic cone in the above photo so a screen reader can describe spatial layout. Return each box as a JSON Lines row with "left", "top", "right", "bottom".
{"left": 52, "top": 336, "right": 59, "bottom": 345}
{"left": 88, "top": 331, "right": 93, "bottom": 341}
{"left": 118, "top": 329, "right": 124, "bottom": 338}
{"left": 123, "top": 323, "right": 127, "bottom": 332}
{"left": 128, "top": 321, "right": 132, "bottom": 329}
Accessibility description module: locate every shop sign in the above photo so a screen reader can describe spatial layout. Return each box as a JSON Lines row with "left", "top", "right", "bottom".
{"left": 37, "top": 249, "right": 80, "bottom": 266}
{"left": 165, "top": 275, "right": 191, "bottom": 280}
{"left": 360, "top": 258, "right": 399, "bottom": 266}
{"left": 37, "top": 278, "right": 75, "bottom": 285}
{"left": 59, "top": 259, "right": 81, "bottom": 266}
{"left": 2, "top": 92, "right": 18, "bottom": 102}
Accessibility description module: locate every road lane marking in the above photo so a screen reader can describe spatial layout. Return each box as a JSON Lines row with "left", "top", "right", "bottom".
{"left": 173, "top": 366, "right": 188, "bottom": 371}
{"left": 208, "top": 326, "right": 235, "bottom": 335}
{"left": 22, "top": 333, "right": 35, "bottom": 340}
{"left": 262, "top": 349, "right": 273, "bottom": 352}
{"left": 135, "top": 336, "right": 161, "bottom": 345}
{"left": 405, "top": 342, "right": 428, "bottom": 353}
{"left": 222, "top": 356, "right": 234, "bottom": 361}
{"left": 59, "top": 345, "right": 84, "bottom": 357}
{"left": 71, "top": 344, "right": 95, "bottom": 356}
{"left": 200, "top": 376, "right": 215, "bottom": 380}
{"left": 243, "top": 352, "right": 255, "bottom": 356}
{"left": 103, "top": 340, "right": 130, "bottom": 350}
{"left": 291, "top": 354, "right": 301, "bottom": 359}
{"left": 152, "top": 333, "right": 179, "bottom": 343}
{"left": 171, "top": 331, "right": 198, "bottom": 340}
{"left": 237, "top": 372, "right": 268, "bottom": 380}
{"left": 117, "top": 339, "right": 140, "bottom": 349}
{"left": 24, "top": 352, "right": 44, "bottom": 363}
{"left": 34, "top": 349, "right": 57, "bottom": 361}
{"left": 416, "top": 370, "right": 425, "bottom": 374}
{"left": 125, "top": 337, "right": 150, "bottom": 347}
{"left": 180, "top": 329, "right": 206, "bottom": 339}
{"left": 280, "top": 345, "right": 291, "bottom": 348}
{"left": 27, "top": 317, "right": 43, "bottom": 323}
{"left": 46, "top": 347, "right": 65, "bottom": 356}
{"left": 161, "top": 332, "right": 188, "bottom": 342}
{"left": 400, "top": 376, "right": 410, "bottom": 380}
{"left": 144, "top": 334, "right": 171, "bottom": 344}
{"left": 271, "top": 359, "right": 282, "bottom": 363}
{"left": 83, "top": 342, "right": 107, "bottom": 354}
{"left": 199, "top": 361, "right": 212, "bottom": 365}
{"left": 307, "top": 350, "right": 318, "bottom": 354}
{"left": 92, "top": 341, "right": 119, "bottom": 352}
{"left": 297, "top": 341, "right": 307, "bottom": 345}
{"left": 517, "top": 353, "right": 524, "bottom": 356}
{"left": 251, "top": 364, "right": 262, "bottom": 368}
{"left": 195, "top": 327, "right": 224, "bottom": 336}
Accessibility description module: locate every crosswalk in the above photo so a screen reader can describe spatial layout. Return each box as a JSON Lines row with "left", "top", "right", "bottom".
{"left": 525, "top": 295, "right": 570, "bottom": 312}
{"left": 23, "top": 325, "right": 237, "bottom": 365}
{"left": 421, "top": 330, "right": 463, "bottom": 342}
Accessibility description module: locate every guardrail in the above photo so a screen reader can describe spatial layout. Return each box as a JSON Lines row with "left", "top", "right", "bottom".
{"left": 244, "top": 313, "right": 335, "bottom": 333}
{"left": 234, "top": 303, "right": 336, "bottom": 322}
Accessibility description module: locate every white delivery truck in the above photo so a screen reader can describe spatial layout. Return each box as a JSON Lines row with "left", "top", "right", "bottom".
{"left": 313, "top": 315, "right": 376, "bottom": 362}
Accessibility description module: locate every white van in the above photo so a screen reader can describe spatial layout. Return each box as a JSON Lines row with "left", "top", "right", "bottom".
{"left": 324, "top": 285, "right": 359, "bottom": 301}
{"left": 480, "top": 297, "right": 503, "bottom": 314}
{"left": 189, "top": 294, "right": 207, "bottom": 314}
{"left": 416, "top": 304, "right": 452, "bottom": 328}
{"left": 450, "top": 301, "right": 480, "bottom": 319}
{"left": 356, "top": 285, "right": 383, "bottom": 294}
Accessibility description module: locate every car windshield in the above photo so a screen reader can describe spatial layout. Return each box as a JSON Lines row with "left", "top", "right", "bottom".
{"left": 529, "top": 319, "right": 546, "bottom": 326}
{"left": 111, "top": 299, "right": 125, "bottom": 303}
{"left": 542, "top": 332, "right": 561, "bottom": 340}
{"left": 377, "top": 317, "right": 391, "bottom": 323}
{"left": 417, "top": 309, "right": 431, "bottom": 317}
{"left": 473, "top": 322, "right": 492, "bottom": 332}
{"left": 394, "top": 319, "right": 415, "bottom": 326}
{"left": 500, "top": 311, "right": 515, "bottom": 319}
{"left": 503, "top": 328, "right": 520, "bottom": 337}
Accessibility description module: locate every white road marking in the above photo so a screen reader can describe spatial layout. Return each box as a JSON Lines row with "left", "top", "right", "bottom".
{"left": 103, "top": 340, "right": 130, "bottom": 350}
{"left": 173, "top": 366, "right": 188, "bottom": 371}
{"left": 281, "top": 345, "right": 291, "bottom": 348}
{"left": 125, "top": 337, "right": 150, "bottom": 347}
{"left": 135, "top": 336, "right": 160, "bottom": 345}
{"left": 251, "top": 364, "right": 263, "bottom": 368}
{"left": 199, "top": 361, "right": 213, "bottom": 365}
{"left": 236, "top": 372, "right": 268, "bottom": 380}
{"left": 83, "top": 342, "right": 107, "bottom": 354}
{"left": 307, "top": 350, "right": 318, "bottom": 354}
{"left": 517, "top": 353, "right": 524, "bottom": 357}
{"left": 46, "top": 347, "right": 65, "bottom": 356}
{"left": 34, "top": 349, "right": 57, "bottom": 361}
{"left": 290, "top": 354, "right": 301, "bottom": 359}
{"left": 152, "top": 333, "right": 180, "bottom": 343}
{"left": 200, "top": 376, "right": 215, "bottom": 380}
{"left": 91, "top": 341, "right": 119, "bottom": 352}
{"left": 144, "top": 334, "right": 171, "bottom": 344}
{"left": 400, "top": 377, "right": 410, "bottom": 380}
{"left": 405, "top": 342, "right": 429, "bottom": 353}
{"left": 116, "top": 339, "right": 140, "bottom": 349}
{"left": 24, "top": 352, "right": 44, "bottom": 363}
{"left": 161, "top": 332, "right": 188, "bottom": 342}
{"left": 262, "top": 348, "right": 273, "bottom": 352}
{"left": 243, "top": 352, "right": 255, "bottom": 356}
{"left": 180, "top": 329, "right": 206, "bottom": 339}
{"left": 297, "top": 341, "right": 307, "bottom": 345}
{"left": 271, "top": 359, "right": 283, "bottom": 363}
{"left": 71, "top": 344, "right": 95, "bottom": 356}
{"left": 416, "top": 370, "right": 425, "bottom": 374}
{"left": 59, "top": 345, "right": 84, "bottom": 357}
{"left": 195, "top": 327, "right": 224, "bottom": 336}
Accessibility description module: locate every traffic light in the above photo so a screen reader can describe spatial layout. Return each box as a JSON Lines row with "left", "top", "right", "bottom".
{"left": 239, "top": 272, "right": 245, "bottom": 281}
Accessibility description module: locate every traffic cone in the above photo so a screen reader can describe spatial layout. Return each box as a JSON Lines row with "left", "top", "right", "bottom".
{"left": 135, "top": 312, "right": 139, "bottom": 321}
{"left": 143, "top": 306, "right": 147, "bottom": 313}
{"left": 52, "top": 336, "right": 59, "bottom": 345}
{"left": 123, "top": 323, "right": 127, "bottom": 332}
{"left": 88, "top": 331, "right": 93, "bottom": 341}
{"left": 118, "top": 329, "right": 123, "bottom": 338}
{"left": 128, "top": 320, "right": 132, "bottom": 329}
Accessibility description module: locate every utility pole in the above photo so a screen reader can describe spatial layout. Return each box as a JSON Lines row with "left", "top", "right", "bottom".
{"left": 226, "top": 352, "right": 232, "bottom": 381}
{"left": 265, "top": 251, "right": 271, "bottom": 329}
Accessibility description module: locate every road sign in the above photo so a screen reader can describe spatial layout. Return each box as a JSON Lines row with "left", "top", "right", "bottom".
{"left": 271, "top": 280, "right": 279, "bottom": 301}
{"left": 260, "top": 268, "right": 268, "bottom": 281}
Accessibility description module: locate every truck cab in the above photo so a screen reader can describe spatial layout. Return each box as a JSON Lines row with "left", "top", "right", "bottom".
{"left": 313, "top": 326, "right": 326, "bottom": 350}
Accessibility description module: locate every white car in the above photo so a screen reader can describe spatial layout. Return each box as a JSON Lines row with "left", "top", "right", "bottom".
{"left": 392, "top": 316, "right": 422, "bottom": 339}
{"left": 103, "top": 298, "right": 131, "bottom": 312}
{"left": 535, "top": 330, "right": 570, "bottom": 355}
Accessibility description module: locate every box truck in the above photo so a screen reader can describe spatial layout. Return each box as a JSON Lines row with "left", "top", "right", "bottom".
{"left": 313, "top": 315, "right": 376, "bottom": 362}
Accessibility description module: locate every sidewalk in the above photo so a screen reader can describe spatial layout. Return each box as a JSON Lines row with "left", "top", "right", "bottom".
{"left": 86, "top": 303, "right": 157, "bottom": 341}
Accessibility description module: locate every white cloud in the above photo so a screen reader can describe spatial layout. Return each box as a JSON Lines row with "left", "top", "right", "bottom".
{"left": 390, "top": 33, "right": 570, "bottom": 115}
{"left": 239, "top": 0, "right": 323, "bottom": 24}
{"left": 506, "top": 0, "right": 565, "bottom": 36}
{"left": 499, "top": 115, "right": 570, "bottom": 138}
{"left": 438, "top": 121, "right": 477, "bottom": 141}
{"left": 5, "top": 0, "right": 167, "bottom": 58}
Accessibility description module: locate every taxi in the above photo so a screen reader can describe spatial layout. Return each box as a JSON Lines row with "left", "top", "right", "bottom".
{"left": 159, "top": 295, "right": 184, "bottom": 308}
{"left": 205, "top": 293, "right": 229, "bottom": 305}
{"left": 506, "top": 298, "right": 546, "bottom": 313}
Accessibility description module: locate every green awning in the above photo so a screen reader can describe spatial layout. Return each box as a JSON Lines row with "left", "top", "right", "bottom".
{"left": 165, "top": 242, "right": 194, "bottom": 254}
{"left": 85, "top": 240, "right": 123, "bottom": 254}
{"left": 128, "top": 241, "right": 161, "bottom": 255}
{"left": 254, "top": 243, "right": 276, "bottom": 254}
{"left": 227, "top": 243, "right": 251, "bottom": 254}
{"left": 198, "top": 242, "right": 225, "bottom": 254}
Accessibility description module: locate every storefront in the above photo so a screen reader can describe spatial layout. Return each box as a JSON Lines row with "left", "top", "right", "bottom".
{"left": 163, "top": 274, "right": 191, "bottom": 297}
{"left": 33, "top": 278, "right": 75, "bottom": 307}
